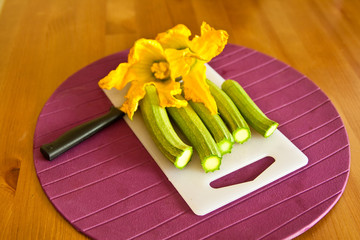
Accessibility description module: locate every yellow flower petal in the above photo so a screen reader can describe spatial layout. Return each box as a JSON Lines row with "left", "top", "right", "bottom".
{"left": 156, "top": 24, "right": 192, "bottom": 49}
{"left": 164, "top": 48, "right": 194, "bottom": 79}
{"left": 130, "top": 38, "right": 166, "bottom": 63}
{"left": 182, "top": 60, "right": 218, "bottom": 114}
{"left": 98, "top": 38, "right": 165, "bottom": 91}
{"left": 153, "top": 80, "right": 188, "bottom": 108}
{"left": 98, "top": 63, "right": 131, "bottom": 90}
{"left": 190, "top": 22, "right": 229, "bottom": 62}
{"left": 120, "top": 81, "right": 147, "bottom": 120}
{"left": 127, "top": 38, "right": 170, "bottom": 81}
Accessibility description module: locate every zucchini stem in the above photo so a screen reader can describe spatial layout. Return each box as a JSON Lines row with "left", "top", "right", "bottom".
{"left": 188, "top": 100, "right": 234, "bottom": 155}
{"left": 140, "top": 85, "right": 193, "bottom": 169}
{"left": 207, "top": 79, "right": 251, "bottom": 144}
{"left": 222, "top": 80, "right": 279, "bottom": 138}
{"left": 167, "top": 95, "right": 222, "bottom": 173}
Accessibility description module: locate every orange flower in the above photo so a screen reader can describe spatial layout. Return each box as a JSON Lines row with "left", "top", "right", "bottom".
{"left": 99, "top": 38, "right": 190, "bottom": 119}
{"left": 156, "top": 22, "right": 228, "bottom": 114}
{"left": 99, "top": 22, "right": 228, "bottom": 119}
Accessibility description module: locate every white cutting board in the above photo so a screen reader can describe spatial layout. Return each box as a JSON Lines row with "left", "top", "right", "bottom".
{"left": 104, "top": 65, "right": 308, "bottom": 216}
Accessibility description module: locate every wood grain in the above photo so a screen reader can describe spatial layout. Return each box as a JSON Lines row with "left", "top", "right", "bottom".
{"left": 0, "top": 0, "right": 359, "bottom": 239}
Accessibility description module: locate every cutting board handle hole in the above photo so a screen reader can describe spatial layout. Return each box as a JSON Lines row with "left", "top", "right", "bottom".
{"left": 210, "top": 156, "right": 275, "bottom": 188}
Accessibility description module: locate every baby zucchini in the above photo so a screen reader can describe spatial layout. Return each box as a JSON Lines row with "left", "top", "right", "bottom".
{"left": 140, "top": 85, "right": 193, "bottom": 169}
{"left": 188, "top": 100, "right": 234, "bottom": 155}
{"left": 222, "top": 80, "right": 278, "bottom": 138}
{"left": 167, "top": 96, "right": 222, "bottom": 173}
{"left": 207, "top": 79, "right": 251, "bottom": 144}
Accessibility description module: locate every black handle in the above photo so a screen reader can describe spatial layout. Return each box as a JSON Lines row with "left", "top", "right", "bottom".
{"left": 40, "top": 106, "right": 125, "bottom": 161}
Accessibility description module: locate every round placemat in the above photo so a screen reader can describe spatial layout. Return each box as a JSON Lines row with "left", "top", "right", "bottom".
{"left": 33, "top": 44, "right": 350, "bottom": 239}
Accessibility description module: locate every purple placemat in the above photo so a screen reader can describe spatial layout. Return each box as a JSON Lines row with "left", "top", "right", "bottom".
{"left": 33, "top": 44, "right": 350, "bottom": 239}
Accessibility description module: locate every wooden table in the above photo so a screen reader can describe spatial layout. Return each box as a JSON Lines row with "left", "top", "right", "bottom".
{"left": 1, "top": 0, "right": 359, "bottom": 239}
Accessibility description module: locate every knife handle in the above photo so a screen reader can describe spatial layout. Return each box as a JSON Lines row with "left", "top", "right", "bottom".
{"left": 40, "top": 106, "right": 125, "bottom": 161}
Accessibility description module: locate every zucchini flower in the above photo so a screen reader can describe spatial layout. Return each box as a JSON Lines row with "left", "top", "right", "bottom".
{"left": 156, "top": 22, "right": 229, "bottom": 114}
{"left": 99, "top": 39, "right": 190, "bottom": 119}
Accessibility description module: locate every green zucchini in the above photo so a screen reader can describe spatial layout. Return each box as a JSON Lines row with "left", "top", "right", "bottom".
{"left": 167, "top": 96, "right": 222, "bottom": 173}
{"left": 188, "top": 100, "right": 234, "bottom": 155}
{"left": 207, "top": 79, "right": 251, "bottom": 143}
{"left": 140, "top": 85, "right": 193, "bottom": 169}
{"left": 222, "top": 80, "right": 279, "bottom": 138}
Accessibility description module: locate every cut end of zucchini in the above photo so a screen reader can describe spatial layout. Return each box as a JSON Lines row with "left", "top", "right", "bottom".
{"left": 218, "top": 139, "right": 233, "bottom": 155}
{"left": 233, "top": 128, "right": 251, "bottom": 143}
{"left": 202, "top": 156, "right": 221, "bottom": 173}
{"left": 264, "top": 122, "right": 279, "bottom": 138}
{"left": 175, "top": 148, "right": 193, "bottom": 169}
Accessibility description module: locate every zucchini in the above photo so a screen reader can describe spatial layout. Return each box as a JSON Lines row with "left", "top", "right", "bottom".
{"left": 222, "top": 80, "right": 278, "bottom": 138}
{"left": 140, "top": 85, "right": 193, "bottom": 169}
{"left": 207, "top": 79, "right": 251, "bottom": 143}
{"left": 167, "top": 96, "right": 222, "bottom": 173}
{"left": 188, "top": 100, "right": 234, "bottom": 155}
